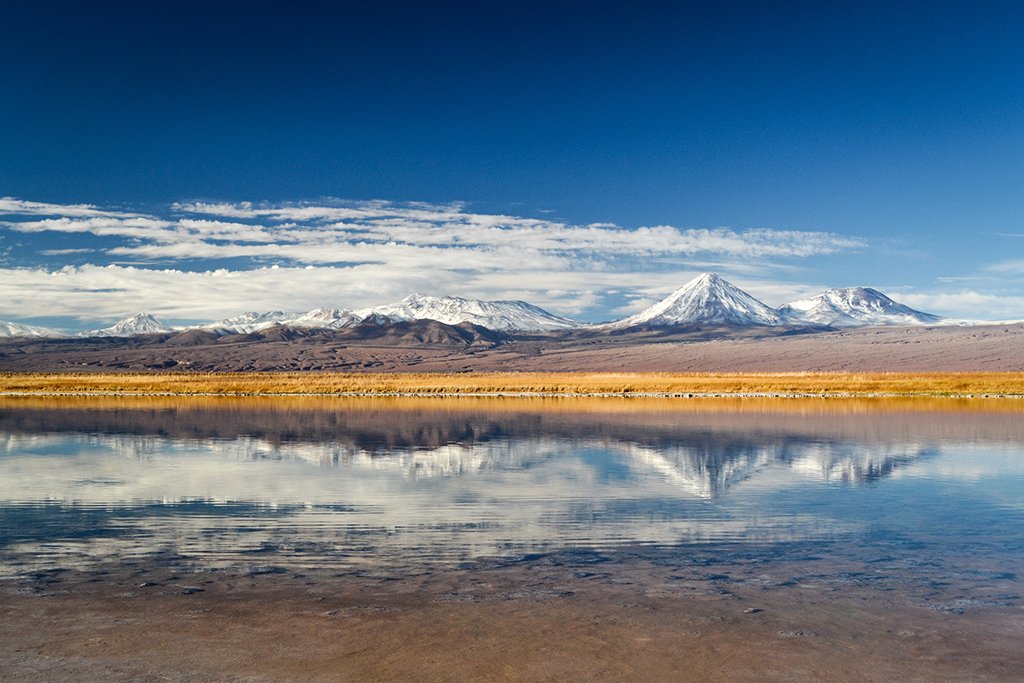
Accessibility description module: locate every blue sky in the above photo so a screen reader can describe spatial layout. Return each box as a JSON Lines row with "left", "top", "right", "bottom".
{"left": 1, "top": 1, "right": 1023, "bottom": 328}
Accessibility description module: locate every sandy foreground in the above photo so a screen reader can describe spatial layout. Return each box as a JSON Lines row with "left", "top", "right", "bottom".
{"left": 2, "top": 550, "right": 1022, "bottom": 682}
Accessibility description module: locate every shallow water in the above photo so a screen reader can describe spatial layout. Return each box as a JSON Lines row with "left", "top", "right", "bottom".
{"left": 3, "top": 395, "right": 1023, "bottom": 680}
{"left": 1, "top": 396, "right": 1022, "bottom": 600}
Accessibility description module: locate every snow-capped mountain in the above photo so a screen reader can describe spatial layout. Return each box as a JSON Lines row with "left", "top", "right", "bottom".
{"left": 0, "top": 320, "right": 65, "bottom": 338}
{"left": 352, "top": 311, "right": 406, "bottom": 326}
{"left": 608, "top": 273, "right": 783, "bottom": 328}
{"left": 202, "top": 308, "right": 361, "bottom": 334}
{"left": 201, "top": 311, "right": 294, "bottom": 334}
{"left": 284, "top": 307, "right": 362, "bottom": 329}
{"left": 195, "top": 296, "right": 575, "bottom": 335}
{"left": 779, "top": 287, "right": 942, "bottom": 327}
{"left": 357, "top": 293, "right": 583, "bottom": 332}
{"left": 79, "top": 313, "right": 174, "bottom": 337}
{"left": 3, "top": 279, "right": 951, "bottom": 341}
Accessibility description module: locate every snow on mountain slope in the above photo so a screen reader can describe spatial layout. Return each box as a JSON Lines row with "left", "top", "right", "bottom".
{"left": 200, "top": 311, "right": 294, "bottom": 334}
{"left": 357, "top": 293, "right": 583, "bottom": 332}
{"left": 607, "top": 273, "right": 783, "bottom": 328}
{"left": 43, "top": 281, "right": 953, "bottom": 340}
{"left": 201, "top": 308, "right": 361, "bottom": 334}
{"left": 778, "top": 287, "right": 942, "bottom": 327}
{"left": 80, "top": 313, "right": 174, "bottom": 337}
{"left": 283, "top": 307, "right": 362, "bottom": 329}
{"left": 0, "top": 321, "right": 65, "bottom": 338}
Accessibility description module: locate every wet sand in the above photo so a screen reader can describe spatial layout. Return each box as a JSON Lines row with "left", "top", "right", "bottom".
{"left": 3, "top": 551, "right": 1022, "bottom": 682}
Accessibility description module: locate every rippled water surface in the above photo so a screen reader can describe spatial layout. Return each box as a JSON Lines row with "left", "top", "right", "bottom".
{"left": 1, "top": 396, "right": 1023, "bottom": 595}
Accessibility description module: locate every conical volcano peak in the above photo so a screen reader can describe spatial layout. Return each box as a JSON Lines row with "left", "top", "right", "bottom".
{"left": 679, "top": 272, "right": 728, "bottom": 293}
{"left": 680, "top": 272, "right": 745, "bottom": 298}
{"left": 609, "top": 273, "right": 783, "bottom": 328}
{"left": 80, "top": 312, "right": 174, "bottom": 337}
{"left": 695, "top": 272, "right": 723, "bottom": 285}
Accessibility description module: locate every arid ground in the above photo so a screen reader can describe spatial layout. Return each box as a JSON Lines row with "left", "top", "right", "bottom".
{"left": 1, "top": 323, "right": 1023, "bottom": 374}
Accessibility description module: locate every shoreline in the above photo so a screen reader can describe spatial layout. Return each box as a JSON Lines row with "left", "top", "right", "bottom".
{"left": 3, "top": 390, "right": 1024, "bottom": 399}
{"left": 3, "top": 371, "right": 1024, "bottom": 398}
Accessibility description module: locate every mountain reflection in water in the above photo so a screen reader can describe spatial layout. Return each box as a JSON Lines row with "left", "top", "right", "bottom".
{"left": 0, "top": 396, "right": 1022, "bottom": 574}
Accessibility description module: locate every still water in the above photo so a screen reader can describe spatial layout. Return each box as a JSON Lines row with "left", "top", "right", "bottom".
{"left": 1, "top": 396, "right": 1023, "bottom": 601}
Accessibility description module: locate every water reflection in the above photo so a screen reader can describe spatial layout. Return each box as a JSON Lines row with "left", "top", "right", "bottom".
{"left": 0, "top": 396, "right": 1022, "bottom": 574}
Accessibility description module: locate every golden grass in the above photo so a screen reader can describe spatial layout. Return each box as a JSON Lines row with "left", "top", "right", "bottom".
{"left": 2, "top": 393, "right": 1022, "bottom": 416}
{"left": 2, "top": 371, "right": 1024, "bottom": 397}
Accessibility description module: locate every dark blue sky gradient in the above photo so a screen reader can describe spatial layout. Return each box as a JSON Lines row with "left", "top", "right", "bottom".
{"left": 1, "top": 1, "right": 1023, "bottom": 322}
{"left": 3, "top": 2, "right": 1020, "bottom": 224}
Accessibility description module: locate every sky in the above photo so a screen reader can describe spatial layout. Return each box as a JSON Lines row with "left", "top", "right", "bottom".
{"left": 1, "top": 0, "right": 1023, "bottom": 329}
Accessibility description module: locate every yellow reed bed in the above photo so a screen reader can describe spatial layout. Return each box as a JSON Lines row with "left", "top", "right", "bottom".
{"left": 2, "top": 371, "right": 1024, "bottom": 397}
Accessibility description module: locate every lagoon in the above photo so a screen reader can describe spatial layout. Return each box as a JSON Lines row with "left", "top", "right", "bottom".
{"left": 2, "top": 396, "right": 1023, "bottom": 680}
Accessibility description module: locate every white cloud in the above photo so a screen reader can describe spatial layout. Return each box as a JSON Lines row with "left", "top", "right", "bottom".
{"left": 896, "top": 291, "right": 1024, "bottom": 320}
{"left": 0, "top": 265, "right": 447, "bottom": 322}
{"left": 988, "top": 259, "right": 1024, "bottom": 274}
{"left": 0, "top": 264, "right": 823, "bottom": 324}
{"left": 39, "top": 248, "right": 96, "bottom": 256}
{"left": 6, "top": 216, "right": 177, "bottom": 241}
{"left": 5, "top": 198, "right": 863, "bottom": 263}
{"left": 0, "top": 197, "right": 870, "bottom": 325}
{"left": 0, "top": 197, "right": 140, "bottom": 218}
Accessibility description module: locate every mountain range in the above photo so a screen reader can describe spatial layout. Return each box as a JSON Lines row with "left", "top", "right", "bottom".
{"left": 612, "top": 273, "right": 942, "bottom": 329}
{"left": 0, "top": 273, "right": 949, "bottom": 338}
